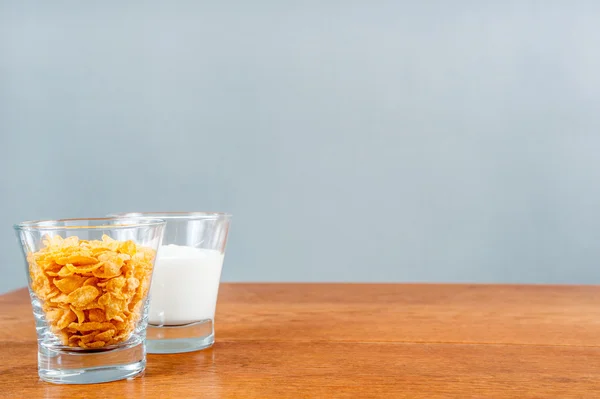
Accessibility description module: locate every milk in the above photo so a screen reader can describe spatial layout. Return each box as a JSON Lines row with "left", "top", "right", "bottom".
{"left": 148, "top": 244, "right": 224, "bottom": 326}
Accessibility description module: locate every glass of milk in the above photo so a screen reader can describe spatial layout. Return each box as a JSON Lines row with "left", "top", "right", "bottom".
{"left": 107, "top": 212, "right": 232, "bottom": 354}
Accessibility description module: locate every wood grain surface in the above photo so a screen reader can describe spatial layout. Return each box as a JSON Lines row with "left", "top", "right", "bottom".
{"left": 1, "top": 283, "right": 599, "bottom": 398}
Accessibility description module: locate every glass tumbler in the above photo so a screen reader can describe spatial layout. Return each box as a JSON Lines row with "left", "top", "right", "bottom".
{"left": 14, "top": 218, "right": 166, "bottom": 384}
{"left": 108, "top": 212, "right": 231, "bottom": 354}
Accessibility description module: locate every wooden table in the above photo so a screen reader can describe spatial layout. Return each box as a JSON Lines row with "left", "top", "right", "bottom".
{"left": 1, "top": 284, "right": 600, "bottom": 398}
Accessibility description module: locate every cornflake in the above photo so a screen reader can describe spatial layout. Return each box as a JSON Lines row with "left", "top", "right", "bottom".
{"left": 28, "top": 235, "right": 154, "bottom": 349}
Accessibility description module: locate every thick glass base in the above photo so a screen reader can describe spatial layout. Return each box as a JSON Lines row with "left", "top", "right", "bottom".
{"left": 38, "top": 338, "right": 146, "bottom": 384}
{"left": 147, "top": 320, "right": 214, "bottom": 354}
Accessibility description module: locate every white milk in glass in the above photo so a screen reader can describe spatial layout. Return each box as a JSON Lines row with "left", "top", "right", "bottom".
{"left": 148, "top": 244, "right": 224, "bottom": 326}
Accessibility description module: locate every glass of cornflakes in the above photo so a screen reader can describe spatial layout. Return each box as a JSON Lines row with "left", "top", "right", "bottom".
{"left": 14, "top": 217, "right": 166, "bottom": 384}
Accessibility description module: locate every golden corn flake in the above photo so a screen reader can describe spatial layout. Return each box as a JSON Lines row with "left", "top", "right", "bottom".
{"left": 54, "top": 275, "right": 87, "bottom": 294}
{"left": 118, "top": 241, "right": 137, "bottom": 256}
{"left": 57, "top": 266, "right": 74, "bottom": 277}
{"left": 94, "top": 329, "right": 116, "bottom": 342}
{"left": 67, "top": 286, "right": 100, "bottom": 307}
{"left": 70, "top": 306, "right": 85, "bottom": 324}
{"left": 27, "top": 234, "right": 155, "bottom": 349}
{"left": 88, "top": 308, "right": 106, "bottom": 322}
{"left": 92, "top": 261, "right": 123, "bottom": 279}
{"left": 56, "top": 310, "right": 77, "bottom": 330}
{"left": 80, "top": 301, "right": 103, "bottom": 310}
{"left": 68, "top": 331, "right": 97, "bottom": 344}
{"left": 67, "top": 321, "right": 115, "bottom": 332}
{"left": 49, "top": 293, "right": 69, "bottom": 304}
{"left": 45, "top": 308, "right": 65, "bottom": 323}
{"left": 56, "top": 254, "right": 97, "bottom": 266}
{"left": 65, "top": 262, "right": 102, "bottom": 274}
{"left": 83, "top": 277, "right": 98, "bottom": 286}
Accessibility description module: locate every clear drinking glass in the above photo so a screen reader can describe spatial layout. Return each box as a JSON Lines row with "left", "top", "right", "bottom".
{"left": 107, "top": 212, "right": 231, "bottom": 354}
{"left": 14, "top": 218, "right": 166, "bottom": 384}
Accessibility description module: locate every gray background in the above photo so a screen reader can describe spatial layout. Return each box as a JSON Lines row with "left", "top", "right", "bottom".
{"left": 1, "top": 1, "right": 600, "bottom": 294}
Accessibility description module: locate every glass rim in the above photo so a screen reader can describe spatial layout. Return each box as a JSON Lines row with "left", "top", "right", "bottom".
{"left": 106, "top": 211, "right": 232, "bottom": 221}
{"left": 14, "top": 217, "right": 167, "bottom": 231}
